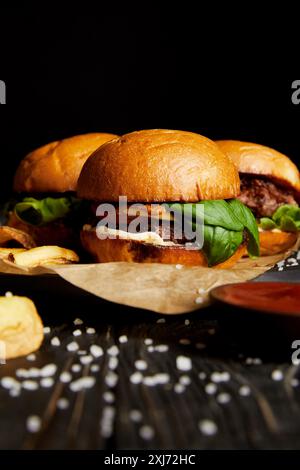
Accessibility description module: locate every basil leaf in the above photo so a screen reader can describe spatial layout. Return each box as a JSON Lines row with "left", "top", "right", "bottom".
{"left": 168, "top": 200, "right": 243, "bottom": 231}
{"left": 260, "top": 218, "right": 277, "bottom": 230}
{"left": 203, "top": 225, "right": 243, "bottom": 267}
{"left": 15, "top": 197, "right": 72, "bottom": 225}
{"left": 228, "top": 199, "right": 260, "bottom": 258}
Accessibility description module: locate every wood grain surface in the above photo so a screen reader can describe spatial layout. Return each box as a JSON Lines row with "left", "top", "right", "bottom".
{"left": 0, "top": 257, "right": 299, "bottom": 450}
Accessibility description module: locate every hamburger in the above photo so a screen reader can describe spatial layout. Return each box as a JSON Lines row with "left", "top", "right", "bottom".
{"left": 217, "top": 140, "right": 300, "bottom": 255}
{"left": 6, "top": 133, "right": 117, "bottom": 247}
{"left": 77, "top": 130, "right": 259, "bottom": 267}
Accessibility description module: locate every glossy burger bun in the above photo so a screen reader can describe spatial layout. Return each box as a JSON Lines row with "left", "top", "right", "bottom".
{"left": 78, "top": 129, "right": 241, "bottom": 202}
{"left": 259, "top": 230, "right": 298, "bottom": 256}
{"left": 14, "top": 133, "right": 118, "bottom": 193}
{"left": 81, "top": 228, "right": 246, "bottom": 268}
{"left": 217, "top": 140, "right": 300, "bottom": 195}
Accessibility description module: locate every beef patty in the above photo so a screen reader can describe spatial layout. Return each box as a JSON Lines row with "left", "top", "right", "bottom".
{"left": 238, "top": 176, "right": 298, "bottom": 218}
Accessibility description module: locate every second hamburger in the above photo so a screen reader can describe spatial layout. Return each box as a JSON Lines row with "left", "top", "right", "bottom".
{"left": 78, "top": 130, "right": 259, "bottom": 267}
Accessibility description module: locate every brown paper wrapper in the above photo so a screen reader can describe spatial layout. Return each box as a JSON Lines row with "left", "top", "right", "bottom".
{"left": 0, "top": 239, "right": 298, "bottom": 314}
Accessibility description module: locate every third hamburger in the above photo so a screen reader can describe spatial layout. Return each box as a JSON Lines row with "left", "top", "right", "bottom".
{"left": 217, "top": 140, "right": 300, "bottom": 255}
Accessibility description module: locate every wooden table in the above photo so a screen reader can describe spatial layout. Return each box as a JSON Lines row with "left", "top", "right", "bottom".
{"left": 0, "top": 256, "right": 299, "bottom": 450}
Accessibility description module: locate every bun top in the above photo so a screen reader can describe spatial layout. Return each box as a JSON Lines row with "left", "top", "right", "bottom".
{"left": 217, "top": 140, "right": 300, "bottom": 193}
{"left": 14, "top": 133, "right": 118, "bottom": 193}
{"left": 77, "top": 129, "right": 240, "bottom": 202}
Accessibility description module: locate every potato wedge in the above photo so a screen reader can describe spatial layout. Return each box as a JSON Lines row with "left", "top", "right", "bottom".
{"left": 0, "top": 248, "right": 27, "bottom": 258}
{"left": 8, "top": 245, "right": 79, "bottom": 268}
{"left": 0, "top": 296, "right": 44, "bottom": 359}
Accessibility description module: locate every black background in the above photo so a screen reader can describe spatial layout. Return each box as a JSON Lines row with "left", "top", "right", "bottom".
{"left": 0, "top": 7, "right": 299, "bottom": 200}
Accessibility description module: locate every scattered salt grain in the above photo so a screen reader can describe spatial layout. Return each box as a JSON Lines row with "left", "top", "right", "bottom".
{"left": 108, "top": 357, "right": 119, "bottom": 370}
{"left": 239, "top": 385, "right": 251, "bottom": 397}
{"left": 184, "top": 319, "right": 190, "bottom": 326}
{"left": 174, "top": 383, "right": 185, "bottom": 394}
{"left": 139, "top": 425, "right": 155, "bottom": 440}
{"left": 176, "top": 355, "right": 192, "bottom": 372}
{"left": 176, "top": 264, "right": 183, "bottom": 270}
{"left": 210, "top": 372, "right": 231, "bottom": 383}
{"left": 179, "top": 375, "right": 191, "bottom": 386}
{"left": 195, "top": 297, "right": 204, "bottom": 305}
{"left": 26, "top": 415, "right": 41, "bottom": 433}
{"left": 216, "top": 393, "right": 231, "bottom": 405}
{"left": 154, "top": 345, "right": 169, "bottom": 353}
{"left": 67, "top": 341, "right": 79, "bottom": 352}
{"left": 291, "top": 378, "right": 300, "bottom": 388}
{"left": 40, "top": 377, "right": 54, "bottom": 388}
{"left": 91, "top": 364, "right": 100, "bottom": 373}
{"left": 130, "top": 372, "right": 143, "bottom": 385}
{"left": 198, "top": 288, "right": 206, "bottom": 295}
{"left": 70, "top": 376, "right": 96, "bottom": 392}
{"left": 135, "top": 360, "right": 148, "bottom": 371}
{"left": 144, "top": 338, "right": 153, "bottom": 345}
{"left": 22, "top": 380, "right": 39, "bottom": 391}
{"left": 71, "top": 364, "right": 81, "bottom": 373}
{"left": 51, "top": 337, "right": 61, "bottom": 347}
{"left": 78, "top": 350, "right": 87, "bottom": 355}
{"left": 107, "top": 345, "right": 119, "bottom": 357}
{"left": 205, "top": 383, "right": 217, "bottom": 395}
{"left": 10, "top": 388, "right": 21, "bottom": 397}
{"left": 73, "top": 329, "right": 82, "bottom": 337}
{"left": 86, "top": 327, "right": 96, "bottom": 335}
{"left": 103, "top": 391, "right": 115, "bottom": 404}
{"left": 60, "top": 372, "right": 72, "bottom": 383}
{"left": 28, "top": 368, "right": 40, "bottom": 378}
{"left": 43, "top": 326, "right": 51, "bottom": 334}
{"left": 16, "top": 368, "right": 29, "bottom": 379}
{"left": 147, "top": 346, "right": 154, "bottom": 352}
{"left": 1, "top": 377, "right": 20, "bottom": 390}
{"left": 157, "top": 318, "right": 166, "bottom": 324}
{"left": 100, "top": 406, "right": 115, "bottom": 438}
{"left": 5, "top": 291, "right": 13, "bottom": 298}
{"left": 119, "top": 335, "right": 128, "bottom": 344}
{"left": 27, "top": 354, "right": 36, "bottom": 362}
{"left": 80, "top": 355, "right": 93, "bottom": 365}
{"left": 57, "top": 398, "right": 69, "bottom": 410}
{"left": 129, "top": 409, "right": 143, "bottom": 422}
{"left": 74, "top": 318, "right": 83, "bottom": 325}
{"left": 105, "top": 371, "right": 118, "bottom": 388}
{"left": 199, "top": 419, "right": 218, "bottom": 436}
{"left": 198, "top": 372, "right": 207, "bottom": 380}
{"left": 90, "top": 344, "right": 103, "bottom": 358}
{"left": 40, "top": 364, "right": 57, "bottom": 377}
{"left": 272, "top": 370, "right": 284, "bottom": 382}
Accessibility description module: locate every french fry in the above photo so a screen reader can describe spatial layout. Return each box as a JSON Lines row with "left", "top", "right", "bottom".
{"left": 0, "top": 226, "right": 36, "bottom": 249}
{"left": 8, "top": 245, "right": 79, "bottom": 268}
{"left": 0, "top": 296, "right": 44, "bottom": 359}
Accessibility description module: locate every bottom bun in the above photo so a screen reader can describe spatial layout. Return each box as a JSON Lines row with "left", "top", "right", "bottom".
{"left": 259, "top": 230, "right": 298, "bottom": 256}
{"left": 81, "top": 229, "right": 245, "bottom": 268}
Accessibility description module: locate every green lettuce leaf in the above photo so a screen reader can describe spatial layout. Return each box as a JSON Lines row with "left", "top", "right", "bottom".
{"left": 260, "top": 218, "right": 277, "bottom": 230}
{"left": 15, "top": 197, "right": 73, "bottom": 225}
{"left": 259, "top": 204, "right": 300, "bottom": 233}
